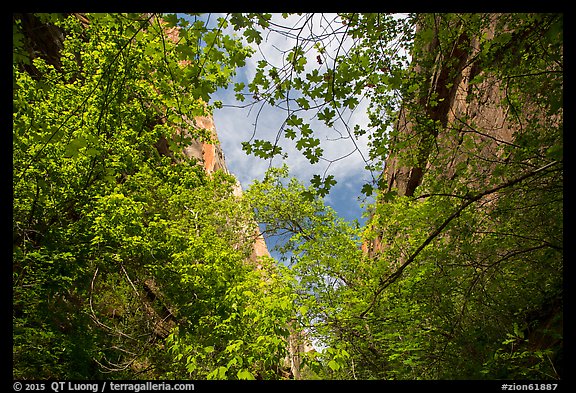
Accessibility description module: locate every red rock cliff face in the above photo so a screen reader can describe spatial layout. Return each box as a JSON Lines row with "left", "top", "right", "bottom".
{"left": 384, "top": 16, "right": 511, "bottom": 197}
{"left": 149, "top": 17, "right": 271, "bottom": 260}
{"left": 179, "top": 112, "right": 271, "bottom": 260}
{"left": 363, "top": 14, "right": 543, "bottom": 256}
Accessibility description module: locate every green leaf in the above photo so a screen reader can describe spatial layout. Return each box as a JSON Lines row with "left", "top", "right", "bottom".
{"left": 301, "top": 190, "right": 314, "bottom": 202}
{"left": 253, "top": 139, "right": 282, "bottom": 159}
{"left": 285, "top": 128, "right": 296, "bottom": 140}
{"left": 382, "top": 190, "right": 397, "bottom": 202}
{"left": 327, "top": 359, "right": 340, "bottom": 371}
{"left": 296, "top": 97, "right": 310, "bottom": 110}
{"left": 361, "top": 183, "right": 374, "bottom": 197}
{"left": 64, "top": 136, "right": 88, "bottom": 158}
{"left": 186, "top": 362, "right": 197, "bottom": 373}
{"left": 244, "top": 28, "right": 262, "bottom": 44}
{"left": 207, "top": 366, "right": 228, "bottom": 380}
{"left": 237, "top": 369, "right": 256, "bottom": 380}
{"left": 241, "top": 141, "right": 253, "bottom": 155}
{"left": 286, "top": 114, "right": 304, "bottom": 127}
{"left": 234, "top": 82, "right": 245, "bottom": 92}
{"left": 317, "top": 107, "right": 336, "bottom": 125}
{"left": 162, "top": 13, "right": 179, "bottom": 27}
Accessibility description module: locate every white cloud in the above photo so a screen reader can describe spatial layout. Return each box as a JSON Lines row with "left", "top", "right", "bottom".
{"left": 211, "top": 14, "right": 374, "bottom": 190}
{"left": 177, "top": 12, "right": 406, "bottom": 225}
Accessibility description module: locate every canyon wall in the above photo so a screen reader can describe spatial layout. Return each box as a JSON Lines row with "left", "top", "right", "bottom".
{"left": 364, "top": 13, "right": 562, "bottom": 256}
{"left": 362, "top": 13, "right": 563, "bottom": 377}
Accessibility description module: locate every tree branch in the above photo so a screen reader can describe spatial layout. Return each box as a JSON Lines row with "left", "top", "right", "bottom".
{"left": 359, "top": 160, "right": 559, "bottom": 318}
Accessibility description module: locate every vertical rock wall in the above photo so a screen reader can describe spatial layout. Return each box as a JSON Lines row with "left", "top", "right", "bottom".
{"left": 364, "top": 15, "right": 516, "bottom": 257}
{"left": 384, "top": 15, "right": 514, "bottom": 198}
{"left": 361, "top": 14, "right": 563, "bottom": 377}
{"left": 187, "top": 113, "right": 271, "bottom": 260}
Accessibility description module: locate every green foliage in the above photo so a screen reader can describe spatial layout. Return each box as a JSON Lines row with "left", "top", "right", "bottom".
{"left": 164, "top": 257, "right": 296, "bottom": 379}
{"left": 243, "top": 13, "right": 562, "bottom": 380}
{"left": 246, "top": 165, "right": 368, "bottom": 376}
{"left": 13, "top": 12, "right": 291, "bottom": 380}
{"left": 13, "top": 12, "right": 563, "bottom": 381}
{"left": 247, "top": 157, "right": 561, "bottom": 379}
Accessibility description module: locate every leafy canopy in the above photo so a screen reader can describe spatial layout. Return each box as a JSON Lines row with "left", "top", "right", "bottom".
{"left": 12, "top": 12, "right": 563, "bottom": 380}
{"left": 13, "top": 12, "right": 294, "bottom": 379}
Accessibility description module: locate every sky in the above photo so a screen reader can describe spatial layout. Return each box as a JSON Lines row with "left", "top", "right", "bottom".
{"left": 177, "top": 12, "right": 409, "bottom": 350}
{"left": 194, "top": 13, "right": 377, "bottom": 227}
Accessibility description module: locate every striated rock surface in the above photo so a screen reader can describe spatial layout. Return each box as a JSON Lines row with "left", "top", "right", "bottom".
{"left": 361, "top": 13, "right": 562, "bottom": 377}
{"left": 365, "top": 15, "right": 525, "bottom": 256}
{"left": 384, "top": 15, "right": 512, "bottom": 199}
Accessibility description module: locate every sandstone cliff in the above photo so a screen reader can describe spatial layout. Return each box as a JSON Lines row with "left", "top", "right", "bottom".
{"left": 362, "top": 13, "right": 563, "bottom": 377}
{"left": 365, "top": 13, "right": 562, "bottom": 256}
